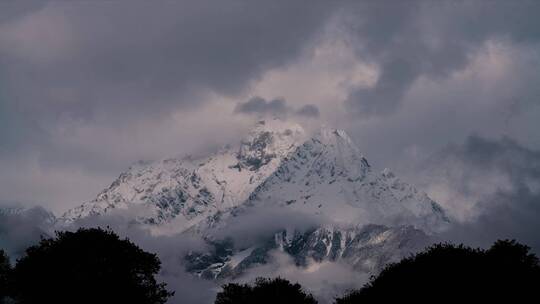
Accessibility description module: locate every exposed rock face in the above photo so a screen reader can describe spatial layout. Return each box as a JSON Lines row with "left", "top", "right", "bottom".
{"left": 60, "top": 118, "right": 448, "bottom": 279}
{"left": 242, "top": 127, "right": 448, "bottom": 234}
{"left": 186, "top": 224, "right": 431, "bottom": 280}
{"left": 61, "top": 119, "right": 306, "bottom": 230}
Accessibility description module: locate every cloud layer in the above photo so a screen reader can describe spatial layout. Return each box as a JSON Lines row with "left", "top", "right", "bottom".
{"left": 418, "top": 135, "right": 540, "bottom": 253}
{"left": 0, "top": 0, "right": 539, "bottom": 262}
{"left": 234, "top": 96, "right": 320, "bottom": 119}
{"left": 342, "top": 1, "right": 540, "bottom": 116}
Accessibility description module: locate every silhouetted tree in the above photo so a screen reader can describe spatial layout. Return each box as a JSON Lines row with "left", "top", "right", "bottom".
{"left": 11, "top": 228, "right": 173, "bottom": 304}
{"left": 335, "top": 240, "right": 540, "bottom": 303}
{"left": 215, "top": 277, "right": 317, "bottom": 304}
{"left": 0, "top": 250, "right": 11, "bottom": 302}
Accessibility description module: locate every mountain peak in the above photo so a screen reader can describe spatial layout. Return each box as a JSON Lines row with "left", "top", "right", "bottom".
{"left": 236, "top": 119, "right": 305, "bottom": 171}
{"left": 250, "top": 118, "right": 305, "bottom": 136}
{"left": 319, "top": 125, "right": 351, "bottom": 141}
{"left": 316, "top": 125, "right": 360, "bottom": 153}
{"left": 62, "top": 119, "right": 446, "bottom": 235}
{"left": 59, "top": 119, "right": 449, "bottom": 282}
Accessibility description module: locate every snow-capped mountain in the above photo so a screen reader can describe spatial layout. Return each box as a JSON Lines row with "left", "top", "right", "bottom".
{"left": 61, "top": 118, "right": 448, "bottom": 279}
{"left": 242, "top": 127, "right": 448, "bottom": 233}
{"left": 61, "top": 119, "right": 305, "bottom": 230}
{"left": 193, "top": 125, "right": 448, "bottom": 236}
{"left": 186, "top": 224, "right": 431, "bottom": 280}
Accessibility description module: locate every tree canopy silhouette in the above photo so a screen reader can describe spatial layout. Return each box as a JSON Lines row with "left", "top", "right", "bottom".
{"left": 0, "top": 250, "right": 11, "bottom": 302}
{"left": 335, "top": 239, "right": 540, "bottom": 303}
{"left": 10, "top": 227, "right": 172, "bottom": 304}
{"left": 215, "top": 277, "right": 317, "bottom": 304}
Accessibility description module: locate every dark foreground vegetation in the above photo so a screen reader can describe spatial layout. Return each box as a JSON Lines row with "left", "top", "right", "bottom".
{"left": 1, "top": 227, "right": 539, "bottom": 304}
{"left": 214, "top": 240, "right": 540, "bottom": 304}
{"left": 0, "top": 228, "right": 172, "bottom": 304}
{"left": 335, "top": 239, "right": 540, "bottom": 303}
{"left": 215, "top": 277, "right": 317, "bottom": 304}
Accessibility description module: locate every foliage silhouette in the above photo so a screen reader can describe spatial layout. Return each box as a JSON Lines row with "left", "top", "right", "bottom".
{"left": 0, "top": 250, "right": 11, "bottom": 302}
{"left": 335, "top": 240, "right": 540, "bottom": 303}
{"left": 11, "top": 227, "right": 172, "bottom": 304}
{"left": 215, "top": 277, "right": 317, "bottom": 304}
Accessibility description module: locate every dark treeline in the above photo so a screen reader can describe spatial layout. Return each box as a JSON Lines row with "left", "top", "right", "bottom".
{"left": 335, "top": 239, "right": 540, "bottom": 303}
{"left": 0, "top": 228, "right": 539, "bottom": 304}
{"left": 215, "top": 240, "right": 540, "bottom": 304}
{"left": 0, "top": 228, "right": 172, "bottom": 304}
{"left": 216, "top": 277, "right": 317, "bottom": 304}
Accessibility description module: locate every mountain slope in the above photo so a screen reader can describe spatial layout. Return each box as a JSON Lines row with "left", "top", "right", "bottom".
{"left": 61, "top": 119, "right": 306, "bottom": 230}
{"left": 186, "top": 224, "right": 431, "bottom": 280}
{"left": 60, "top": 118, "right": 448, "bottom": 280}
{"left": 245, "top": 127, "right": 448, "bottom": 232}
{"left": 195, "top": 126, "right": 448, "bottom": 235}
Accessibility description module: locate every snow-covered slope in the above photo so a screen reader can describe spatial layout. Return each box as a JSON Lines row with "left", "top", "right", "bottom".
{"left": 186, "top": 224, "right": 431, "bottom": 280}
{"left": 242, "top": 127, "right": 448, "bottom": 233}
{"left": 61, "top": 119, "right": 306, "bottom": 230}
{"left": 194, "top": 126, "right": 448, "bottom": 235}
{"left": 60, "top": 118, "right": 448, "bottom": 280}
{"left": 62, "top": 119, "right": 447, "bottom": 233}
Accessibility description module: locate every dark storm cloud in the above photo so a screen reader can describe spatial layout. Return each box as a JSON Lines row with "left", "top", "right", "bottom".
{"left": 0, "top": 0, "right": 335, "bottom": 209}
{"left": 0, "top": 0, "right": 333, "bottom": 122}
{"left": 0, "top": 0, "right": 539, "bottom": 225}
{"left": 0, "top": 207, "right": 217, "bottom": 304}
{"left": 0, "top": 2, "right": 538, "bottom": 302}
{"left": 342, "top": 0, "right": 540, "bottom": 116}
{"left": 234, "top": 96, "right": 289, "bottom": 116}
{"left": 444, "top": 184, "right": 540, "bottom": 254}
{"left": 422, "top": 136, "right": 540, "bottom": 253}
{"left": 0, "top": 206, "right": 54, "bottom": 258}
{"left": 234, "top": 96, "right": 320, "bottom": 119}
{"left": 433, "top": 135, "right": 540, "bottom": 184}
{"left": 0, "top": 0, "right": 335, "bottom": 168}
{"left": 295, "top": 104, "right": 320, "bottom": 118}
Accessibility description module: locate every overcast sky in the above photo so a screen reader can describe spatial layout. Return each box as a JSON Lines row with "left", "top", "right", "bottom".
{"left": 1, "top": 0, "right": 539, "bottom": 253}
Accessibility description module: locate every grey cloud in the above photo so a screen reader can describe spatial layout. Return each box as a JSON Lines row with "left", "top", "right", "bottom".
{"left": 0, "top": 1, "right": 538, "bottom": 300}
{"left": 0, "top": 0, "right": 539, "bottom": 258}
{"left": 50, "top": 204, "right": 334, "bottom": 303}
{"left": 342, "top": 0, "right": 540, "bottom": 116}
{"left": 57, "top": 212, "right": 216, "bottom": 304}
{"left": 234, "top": 96, "right": 289, "bottom": 117}
{"left": 0, "top": 202, "right": 347, "bottom": 304}
{"left": 0, "top": 207, "right": 218, "bottom": 304}
{"left": 0, "top": 1, "right": 45, "bottom": 23}
{"left": 0, "top": 0, "right": 334, "bottom": 123}
{"left": 0, "top": 0, "right": 334, "bottom": 153}
{"left": 295, "top": 104, "right": 320, "bottom": 118}
{"left": 442, "top": 184, "right": 540, "bottom": 254}
{"left": 234, "top": 96, "right": 320, "bottom": 119}
{"left": 422, "top": 135, "right": 540, "bottom": 207}
{"left": 235, "top": 251, "right": 368, "bottom": 304}
{"left": 344, "top": 38, "right": 540, "bottom": 174}
{"left": 211, "top": 205, "right": 327, "bottom": 248}
{"left": 431, "top": 135, "right": 540, "bottom": 183}
{"left": 420, "top": 135, "right": 540, "bottom": 253}
{"left": 0, "top": 205, "right": 55, "bottom": 259}
{"left": 0, "top": 0, "right": 335, "bottom": 210}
